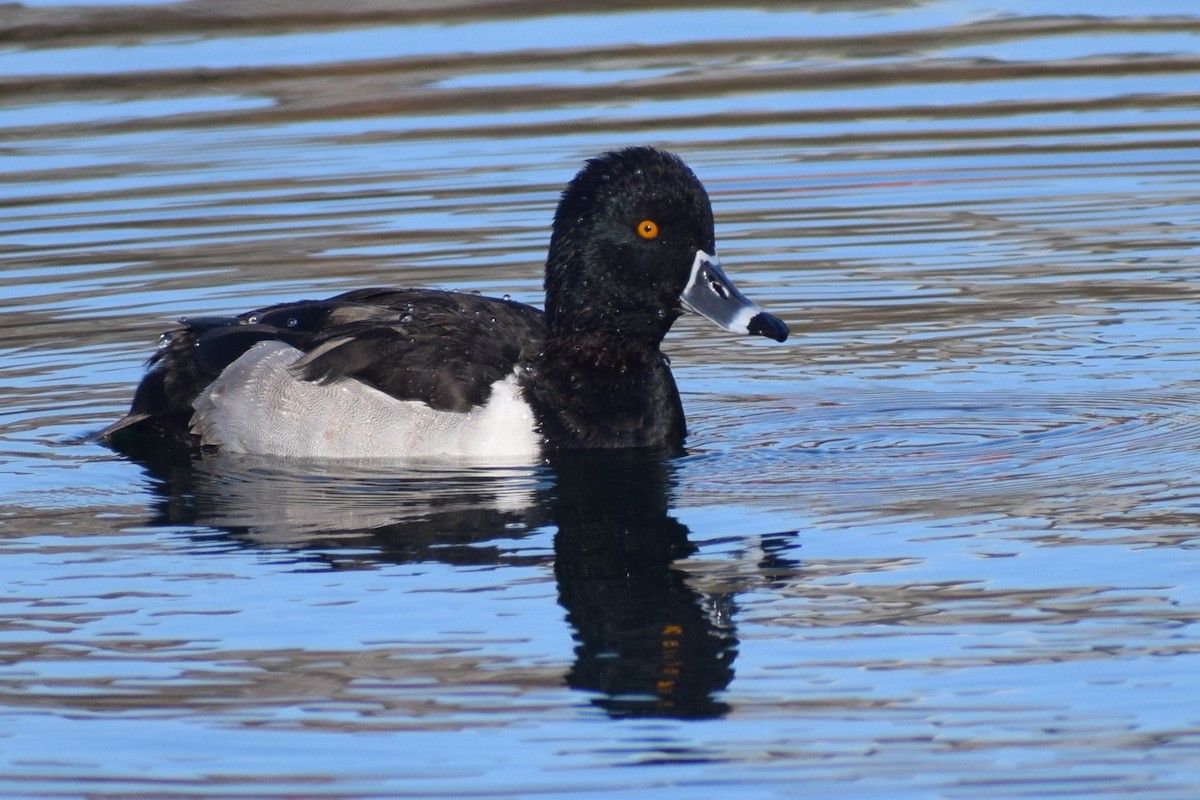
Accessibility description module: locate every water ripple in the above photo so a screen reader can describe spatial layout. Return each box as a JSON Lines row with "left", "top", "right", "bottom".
{"left": 685, "top": 387, "right": 1200, "bottom": 527}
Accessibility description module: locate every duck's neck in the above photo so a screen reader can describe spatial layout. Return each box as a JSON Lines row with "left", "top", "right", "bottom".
{"left": 529, "top": 331, "right": 685, "bottom": 451}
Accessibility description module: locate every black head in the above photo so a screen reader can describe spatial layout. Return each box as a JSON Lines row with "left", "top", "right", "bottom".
{"left": 544, "top": 148, "right": 714, "bottom": 340}
{"left": 544, "top": 147, "right": 788, "bottom": 345}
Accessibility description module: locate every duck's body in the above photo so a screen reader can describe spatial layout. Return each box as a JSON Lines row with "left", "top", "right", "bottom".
{"left": 100, "top": 148, "right": 788, "bottom": 459}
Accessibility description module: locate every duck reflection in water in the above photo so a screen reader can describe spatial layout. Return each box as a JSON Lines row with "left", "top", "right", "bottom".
{"left": 129, "top": 445, "right": 798, "bottom": 719}
{"left": 551, "top": 450, "right": 738, "bottom": 718}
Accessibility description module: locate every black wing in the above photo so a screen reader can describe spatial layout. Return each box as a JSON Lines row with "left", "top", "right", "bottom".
{"left": 290, "top": 289, "right": 544, "bottom": 412}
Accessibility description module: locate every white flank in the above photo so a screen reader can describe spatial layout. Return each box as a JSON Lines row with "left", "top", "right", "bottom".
{"left": 191, "top": 341, "right": 541, "bottom": 461}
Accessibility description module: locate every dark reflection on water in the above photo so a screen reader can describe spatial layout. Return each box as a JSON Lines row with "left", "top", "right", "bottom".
{"left": 124, "top": 443, "right": 790, "bottom": 719}
{"left": 551, "top": 451, "right": 742, "bottom": 719}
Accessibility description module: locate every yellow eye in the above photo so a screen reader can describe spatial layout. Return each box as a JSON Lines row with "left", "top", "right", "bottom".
{"left": 637, "top": 219, "right": 660, "bottom": 240}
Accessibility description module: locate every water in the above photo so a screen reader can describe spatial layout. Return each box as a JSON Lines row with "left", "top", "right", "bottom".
{"left": 3, "top": 1, "right": 1200, "bottom": 797}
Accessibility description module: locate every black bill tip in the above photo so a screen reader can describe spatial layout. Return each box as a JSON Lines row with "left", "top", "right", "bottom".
{"left": 748, "top": 312, "right": 789, "bottom": 343}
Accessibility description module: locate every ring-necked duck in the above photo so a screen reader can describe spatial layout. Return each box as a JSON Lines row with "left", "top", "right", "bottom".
{"left": 99, "top": 147, "right": 788, "bottom": 459}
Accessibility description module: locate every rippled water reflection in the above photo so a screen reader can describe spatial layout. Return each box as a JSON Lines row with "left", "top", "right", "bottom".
{"left": 4, "top": 1, "right": 1200, "bottom": 797}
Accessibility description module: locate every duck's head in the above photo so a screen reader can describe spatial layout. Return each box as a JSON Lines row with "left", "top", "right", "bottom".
{"left": 544, "top": 147, "right": 789, "bottom": 345}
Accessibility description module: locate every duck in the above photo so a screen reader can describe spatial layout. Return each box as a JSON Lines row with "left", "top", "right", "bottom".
{"left": 99, "top": 147, "right": 789, "bottom": 459}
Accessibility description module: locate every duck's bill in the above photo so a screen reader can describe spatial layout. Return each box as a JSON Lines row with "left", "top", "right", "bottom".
{"left": 680, "top": 251, "right": 789, "bottom": 343}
